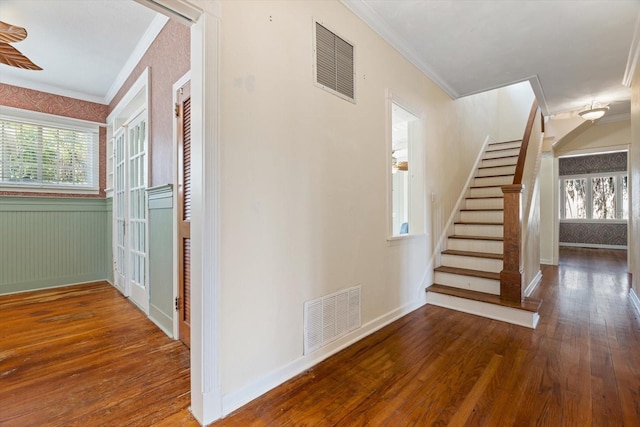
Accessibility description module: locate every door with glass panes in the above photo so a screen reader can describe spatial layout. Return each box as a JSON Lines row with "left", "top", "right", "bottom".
{"left": 113, "top": 111, "right": 149, "bottom": 313}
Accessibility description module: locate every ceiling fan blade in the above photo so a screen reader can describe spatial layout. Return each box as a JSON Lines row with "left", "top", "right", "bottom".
{"left": 0, "top": 42, "right": 42, "bottom": 70}
{"left": 0, "top": 21, "right": 28, "bottom": 43}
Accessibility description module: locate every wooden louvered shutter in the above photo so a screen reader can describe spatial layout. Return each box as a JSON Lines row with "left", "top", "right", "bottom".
{"left": 177, "top": 81, "right": 191, "bottom": 347}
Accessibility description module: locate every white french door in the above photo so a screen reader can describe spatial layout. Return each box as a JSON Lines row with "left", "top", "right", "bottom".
{"left": 113, "top": 110, "right": 149, "bottom": 313}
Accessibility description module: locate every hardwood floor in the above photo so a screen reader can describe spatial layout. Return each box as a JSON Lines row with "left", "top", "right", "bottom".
{"left": 211, "top": 247, "right": 640, "bottom": 426}
{"left": 0, "top": 282, "right": 198, "bottom": 427}
{"left": 1, "top": 248, "right": 638, "bottom": 426}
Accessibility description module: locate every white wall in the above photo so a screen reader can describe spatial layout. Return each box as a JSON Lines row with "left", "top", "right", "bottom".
{"left": 539, "top": 155, "right": 558, "bottom": 264}
{"left": 216, "top": 0, "right": 536, "bottom": 410}
{"left": 496, "top": 81, "right": 536, "bottom": 142}
{"left": 630, "top": 65, "right": 640, "bottom": 295}
{"left": 554, "top": 120, "right": 630, "bottom": 156}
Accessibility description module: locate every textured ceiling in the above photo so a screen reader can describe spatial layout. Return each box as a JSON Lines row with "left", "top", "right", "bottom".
{"left": 0, "top": 0, "right": 161, "bottom": 104}
{"left": 343, "top": 0, "right": 640, "bottom": 118}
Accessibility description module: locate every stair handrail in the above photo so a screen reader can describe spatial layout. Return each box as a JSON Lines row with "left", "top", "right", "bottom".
{"left": 501, "top": 99, "right": 542, "bottom": 303}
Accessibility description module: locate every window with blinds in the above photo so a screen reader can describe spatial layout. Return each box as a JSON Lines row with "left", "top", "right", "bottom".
{"left": 314, "top": 21, "right": 355, "bottom": 102}
{"left": 0, "top": 116, "right": 98, "bottom": 191}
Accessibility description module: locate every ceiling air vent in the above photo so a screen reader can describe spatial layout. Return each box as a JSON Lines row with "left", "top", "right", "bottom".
{"left": 314, "top": 21, "right": 355, "bottom": 103}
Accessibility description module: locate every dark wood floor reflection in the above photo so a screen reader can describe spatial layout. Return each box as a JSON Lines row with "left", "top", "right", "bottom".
{"left": 0, "top": 282, "right": 197, "bottom": 427}
{"left": 211, "top": 247, "right": 640, "bottom": 426}
{"left": 1, "top": 248, "right": 638, "bottom": 426}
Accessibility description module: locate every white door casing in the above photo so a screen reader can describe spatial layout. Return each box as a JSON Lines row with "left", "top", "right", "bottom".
{"left": 112, "top": 110, "right": 149, "bottom": 314}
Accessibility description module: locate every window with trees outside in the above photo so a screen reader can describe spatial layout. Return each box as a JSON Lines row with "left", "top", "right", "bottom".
{"left": 0, "top": 113, "right": 98, "bottom": 192}
{"left": 560, "top": 173, "right": 627, "bottom": 220}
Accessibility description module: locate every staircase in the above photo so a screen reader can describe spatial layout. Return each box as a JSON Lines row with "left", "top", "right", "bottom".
{"left": 426, "top": 140, "right": 542, "bottom": 328}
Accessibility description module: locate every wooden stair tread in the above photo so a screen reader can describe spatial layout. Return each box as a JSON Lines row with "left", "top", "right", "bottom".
{"left": 484, "top": 146, "right": 520, "bottom": 153}
{"left": 441, "top": 249, "right": 502, "bottom": 260}
{"left": 465, "top": 196, "right": 503, "bottom": 200}
{"left": 478, "top": 165, "right": 517, "bottom": 170}
{"left": 470, "top": 184, "right": 505, "bottom": 189}
{"left": 454, "top": 221, "right": 503, "bottom": 225}
{"left": 488, "top": 139, "right": 521, "bottom": 146}
{"left": 482, "top": 154, "right": 520, "bottom": 160}
{"left": 434, "top": 266, "right": 500, "bottom": 280}
{"left": 475, "top": 173, "right": 515, "bottom": 178}
{"left": 449, "top": 235, "right": 503, "bottom": 241}
{"left": 426, "top": 284, "right": 542, "bottom": 313}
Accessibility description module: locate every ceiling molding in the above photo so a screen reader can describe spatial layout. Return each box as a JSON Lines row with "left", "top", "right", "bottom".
{"left": 622, "top": 10, "right": 640, "bottom": 87}
{"left": 104, "top": 14, "right": 169, "bottom": 105}
{"left": 340, "top": 0, "right": 460, "bottom": 99}
{"left": 0, "top": 75, "right": 106, "bottom": 104}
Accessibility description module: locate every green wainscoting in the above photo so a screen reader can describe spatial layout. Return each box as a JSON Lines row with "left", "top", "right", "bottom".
{"left": 0, "top": 196, "right": 112, "bottom": 294}
{"left": 147, "top": 185, "right": 174, "bottom": 336}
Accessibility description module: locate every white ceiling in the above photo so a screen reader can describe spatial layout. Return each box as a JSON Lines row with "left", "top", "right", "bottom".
{"left": 1, "top": 0, "right": 639, "bottom": 118}
{"left": 0, "top": 0, "right": 163, "bottom": 104}
{"left": 343, "top": 0, "right": 640, "bottom": 118}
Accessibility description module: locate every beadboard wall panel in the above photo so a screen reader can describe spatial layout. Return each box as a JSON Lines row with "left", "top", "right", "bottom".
{"left": 0, "top": 197, "right": 112, "bottom": 294}
{"left": 147, "top": 185, "right": 174, "bottom": 336}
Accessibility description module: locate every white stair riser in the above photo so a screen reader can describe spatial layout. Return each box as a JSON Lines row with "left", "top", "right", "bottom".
{"left": 447, "top": 238, "right": 503, "bottom": 254}
{"left": 425, "top": 293, "right": 539, "bottom": 329}
{"left": 474, "top": 175, "right": 513, "bottom": 187}
{"left": 434, "top": 272, "right": 500, "bottom": 295}
{"left": 469, "top": 186, "right": 503, "bottom": 198}
{"left": 441, "top": 254, "right": 503, "bottom": 273}
{"left": 477, "top": 165, "right": 516, "bottom": 177}
{"left": 454, "top": 223, "right": 503, "bottom": 237}
{"left": 465, "top": 198, "right": 503, "bottom": 209}
{"left": 483, "top": 148, "right": 520, "bottom": 159}
{"left": 481, "top": 157, "right": 518, "bottom": 168}
{"left": 487, "top": 141, "right": 521, "bottom": 151}
{"left": 460, "top": 210, "right": 503, "bottom": 223}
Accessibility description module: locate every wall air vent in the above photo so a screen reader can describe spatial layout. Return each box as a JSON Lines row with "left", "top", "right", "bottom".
{"left": 314, "top": 21, "right": 355, "bottom": 103}
{"left": 304, "top": 285, "right": 361, "bottom": 354}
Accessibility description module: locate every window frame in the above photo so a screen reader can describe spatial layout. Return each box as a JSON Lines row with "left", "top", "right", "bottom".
{"left": 0, "top": 107, "right": 100, "bottom": 195}
{"left": 386, "top": 92, "right": 425, "bottom": 240}
{"left": 559, "top": 171, "right": 628, "bottom": 223}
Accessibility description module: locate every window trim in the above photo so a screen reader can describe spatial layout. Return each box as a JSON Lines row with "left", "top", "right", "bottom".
{"left": 559, "top": 171, "right": 628, "bottom": 221}
{"left": 0, "top": 106, "right": 101, "bottom": 194}
{"left": 386, "top": 91, "right": 424, "bottom": 240}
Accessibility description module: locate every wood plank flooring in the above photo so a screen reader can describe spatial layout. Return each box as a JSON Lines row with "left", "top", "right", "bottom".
{"left": 212, "top": 247, "right": 640, "bottom": 426}
{"left": 1, "top": 247, "right": 638, "bottom": 426}
{"left": 0, "top": 282, "right": 197, "bottom": 426}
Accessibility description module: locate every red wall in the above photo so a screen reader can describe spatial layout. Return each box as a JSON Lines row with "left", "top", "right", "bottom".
{"left": 0, "top": 83, "right": 108, "bottom": 198}
{"left": 109, "top": 19, "right": 190, "bottom": 187}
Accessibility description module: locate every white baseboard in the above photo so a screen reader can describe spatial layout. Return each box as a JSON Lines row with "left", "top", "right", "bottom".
{"left": 425, "top": 292, "right": 539, "bottom": 329}
{"left": 524, "top": 270, "right": 542, "bottom": 297}
{"left": 221, "top": 298, "right": 425, "bottom": 416}
{"left": 631, "top": 288, "right": 640, "bottom": 315}
{"left": 540, "top": 258, "right": 554, "bottom": 265}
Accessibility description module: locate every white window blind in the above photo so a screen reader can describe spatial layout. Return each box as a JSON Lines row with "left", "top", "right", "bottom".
{"left": 0, "top": 117, "right": 98, "bottom": 190}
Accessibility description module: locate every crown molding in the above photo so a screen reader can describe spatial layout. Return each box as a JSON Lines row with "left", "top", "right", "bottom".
{"left": 340, "top": 0, "right": 459, "bottom": 99}
{"left": 104, "top": 14, "right": 169, "bottom": 104}
{"left": 0, "top": 76, "right": 106, "bottom": 104}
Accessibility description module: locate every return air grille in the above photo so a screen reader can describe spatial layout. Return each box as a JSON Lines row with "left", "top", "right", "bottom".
{"left": 304, "top": 285, "right": 361, "bottom": 354}
{"left": 314, "top": 22, "right": 355, "bottom": 102}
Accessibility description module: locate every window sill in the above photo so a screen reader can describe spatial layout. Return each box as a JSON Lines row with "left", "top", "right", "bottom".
{"left": 387, "top": 233, "right": 427, "bottom": 246}
{"left": 0, "top": 185, "right": 99, "bottom": 195}
{"left": 560, "top": 219, "right": 627, "bottom": 224}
